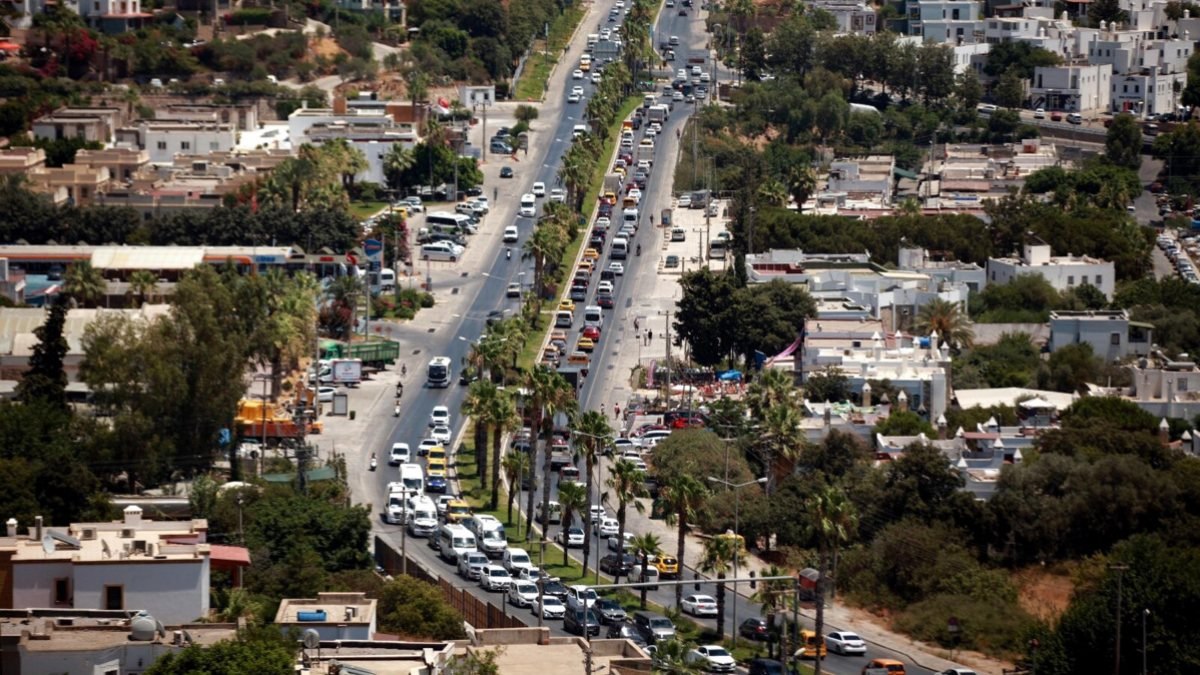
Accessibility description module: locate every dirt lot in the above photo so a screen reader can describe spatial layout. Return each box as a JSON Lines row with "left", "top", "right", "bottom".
{"left": 1015, "top": 565, "right": 1075, "bottom": 622}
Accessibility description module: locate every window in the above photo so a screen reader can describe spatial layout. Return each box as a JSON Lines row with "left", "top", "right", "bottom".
{"left": 54, "top": 578, "right": 70, "bottom": 605}
{"left": 1111, "top": 332, "right": 1121, "bottom": 346}
{"left": 209, "top": 141, "right": 220, "bottom": 150}
{"left": 1180, "top": 379, "right": 1189, "bottom": 392}
{"left": 1067, "top": 275, "right": 1075, "bottom": 285}
{"left": 180, "top": 141, "right": 191, "bottom": 151}
{"left": 156, "top": 141, "right": 166, "bottom": 150}
{"left": 104, "top": 585, "right": 123, "bottom": 610}
{"left": 1095, "top": 274, "right": 1102, "bottom": 285}
{"left": 952, "top": 8, "right": 960, "bottom": 19}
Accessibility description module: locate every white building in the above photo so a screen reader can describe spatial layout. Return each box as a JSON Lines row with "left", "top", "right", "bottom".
{"left": 811, "top": 0, "right": 878, "bottom": 35}
{"left": 1029, "top": 62, "right": 1112, "bottom": 113}
{"left": 288, "top": 104, "right": 420, "bottom": 185}
{"left": 1048, "top": 309, "right": 1154, "bottom": 361}
{"left": 0, "top": 507, "right": 247, "bottom": 625}
{"left": 909, "top": 0, "right": 983, "bottom": 43}
{"left": 897, "top": 245, "right": 987, "bottom": 293}
{"left": 118, "top": 122, "right": 239, "bottom": 165}
{"left": 1119, "top": 356, "right": 1200, "bottom": 419}
{"left": 986, "top": 240, "right": 1115, "bottom": 300}
{"left": 276, "top": 592, "right": 378, "bottom": 640}
{"left": 827, "top": 155, "right": 895, "bottom": 205}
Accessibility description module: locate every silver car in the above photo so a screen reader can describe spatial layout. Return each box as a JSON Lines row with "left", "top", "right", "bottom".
{"left": 457, "top": 552, "right": 489, "bottom": 580}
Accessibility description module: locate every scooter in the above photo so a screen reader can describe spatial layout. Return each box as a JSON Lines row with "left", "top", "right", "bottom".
{"left": 636, "top": 243, "right": 642, "bottom": 256}
{"left": 369, "top": 454, "right": 377, "bottom": 471}
{"left": 506, "top": 247, "right": 512, "bottom": 260}
{"left": 394, "top": 404, "right": 401, "bottom": 417}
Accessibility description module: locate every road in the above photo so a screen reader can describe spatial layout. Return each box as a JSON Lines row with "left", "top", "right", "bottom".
{"left": 347, "top": 3, "right": 938, "bottom": 674}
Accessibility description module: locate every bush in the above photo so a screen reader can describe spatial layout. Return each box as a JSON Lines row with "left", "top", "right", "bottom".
{"left": 226, "top": 8, "right": 271, "bottom": 25}
{"left": 893, "top": 593, "right": 1036, "bottom": 656}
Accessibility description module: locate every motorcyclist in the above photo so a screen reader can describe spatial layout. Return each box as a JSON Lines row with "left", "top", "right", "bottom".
{"left": 636, "top": 243, "right": 642, "bottom": 256}
{"left": 506, "top": 247, "right": 512, "bottom": 260}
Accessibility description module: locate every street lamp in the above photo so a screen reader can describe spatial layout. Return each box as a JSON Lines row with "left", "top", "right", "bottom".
{"left": 707, "top": 475, "right": 766, "bottom": 644}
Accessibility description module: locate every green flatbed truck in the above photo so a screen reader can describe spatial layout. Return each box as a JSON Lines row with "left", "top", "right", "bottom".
{"left": 320, "top": 338, "right": 400, "bottom": 369}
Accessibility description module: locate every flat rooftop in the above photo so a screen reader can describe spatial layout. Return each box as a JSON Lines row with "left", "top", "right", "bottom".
{"left": 276, "top": 592, "right": 376, "bottom": 626}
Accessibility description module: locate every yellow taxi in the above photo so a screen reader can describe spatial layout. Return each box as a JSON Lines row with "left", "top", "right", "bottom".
{"left": 427, "top": 446, "right": 447, "bottom": 463}
{"left": 578, "top": 260, "right": 595, "bottom": 275}
{"left": 427, "top": 457, "right": 447, "bottom": 478}
{"left": 655, "top": 555, "right": 680, "bottom": 579}
{"left": 567, "top": 351, "right": 590, "bottom": 366}
{"left": 445, "top": 499, "right": 472, "bottom": 523}
{"left": 577, "top": 337, "right": 595, "bottom": 352}
{"left": 558, "top": 299, "right": 576, "bottom": 313}
{"left": 797, "top": 629, "right": 828, "bottom": 659}
{"left": 583, "top": 247, "right": 600, "bottom": 261}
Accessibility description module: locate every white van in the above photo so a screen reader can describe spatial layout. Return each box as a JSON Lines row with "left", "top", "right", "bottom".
{"left": 622, "top": 207, "right": 639, "bottom": 226}
{"left": 503, "top": 547, "right": 536, "bottom": 575}
{"left": 587, "top": 33, "right": 599, "bottom": 50}
{"left": 519, "top": 193, "right": 537, "bottom": 217}
{"left": 439, "top": 524, "right": 477, "bottom": 563}
{"left": 399, "top": 463, "right": 424, "bottom": 494}
{"left": 611, "top": 237, "right": 629, "bottom": 260}
{"left": 572, "top": 124, "right": 587, "bottom": 139}
{"left": 427, "top": 211, "right": 475, "bottom": 234}
{"left": 555, "top": 310, "right": 574, "bottom": 328}
{"left": 583, "top": 305, "right": 603, "bottom": 329}
{"left": 421, "top": 241, "right": 464, "bottom": 262}
{"left": 477, "top": 524, "right": 508, "bottom": 558}
{"left": 407, "top": 495, "right": 439, "bottom": 537}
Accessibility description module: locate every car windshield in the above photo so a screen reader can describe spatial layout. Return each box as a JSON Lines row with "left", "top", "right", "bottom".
{"left": 511, "top": 554, "right": 530, "bottom": 564}
{"left": 489, "top": 568, "right": 508, "bottom": 577}
{"left": 650, "top": 618, "right": 673, "bottom": 629}
{"left": 707, "top": 648, "right": 729, "bottom": 657}
{"left": 544, "top": 597, "right": 563, "bottom": 606}
{"left": 843, "top": 633, "right": 862, "bottom": 641}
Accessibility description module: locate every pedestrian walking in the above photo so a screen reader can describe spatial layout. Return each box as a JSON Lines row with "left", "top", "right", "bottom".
{"left": 634, "top": 317, "right": 640, "bottom": 332}
{"left": 615, "top": 403, "right": 621, "bottom": 419}
{"left": 648, "top": 329, "right": 654, "bottom": 345}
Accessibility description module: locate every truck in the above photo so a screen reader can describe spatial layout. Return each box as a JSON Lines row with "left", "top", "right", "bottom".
{"left": 636, "top": 139, "right": 655, "bottom": 164}
{"left": 236, "top": 399, "right": 323, "bottom": 442}
{"left": 329, "top": 358, "right": 362, "bottom": 385}
{"left": 319, "top": 338, "right": 400, "bottom": 369}
{"left": 603, "top": 173, "right": 624, "bottom": 196}
{"left": 647, "top": 104, "right": 669, "bottom": 125}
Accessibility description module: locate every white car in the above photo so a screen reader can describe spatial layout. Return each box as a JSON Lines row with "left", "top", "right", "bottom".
{"left": 508, "top": 581, "right": 540, "bottom": 607}
{"left": 627, "top": 188, "right": 642, "bottom": 203}
{"left": 430, "top": 405, "right": 451, "bottom": 428}
{"left": 507, "top": 282, "right": 522, "bottom": 298}
{"left": 402, "top": 196, "right": 425, "bottom": 211}
{"left": 688, "top": 645, "right": 735, "bottom": 673}
{"left": 594, "top": 217, "right": 611, "bottom": 231}
{"left": 608, "top": 262, "right": 625, "bottom": 276}
{"left": 458, "top": 551, "right": 489, "bottom": 580}
{"left": 568, "top": 91, "right": 581, "bottom": 104}
{"left": 503, "top": 225, "right": 519, "bottom": 243}
{"left": 550, "top": 188, "right": 567, "bottom": 203}
{"left": 436, "top": 494, "right": 457, "bottom": 517}
{"left": 594, "top": 517, "right": 619, "bottom": 538}
{"left": 607, "top": 531, "right": 634, "bottom": 551}
{"left": 572, "top": 69, "right": 584, "bottom": 80}
{"left": 480, "top": 564, "right": 513, "bottom": 591}
{"left": 589, "top": 504, "right": 607, "bottom": 524}
{"left": 418, "top": 438, "right": 441, "bottom": 457}
{"left": 431, "top": 425, "right": 452, "bottom": 444}
{"left": 591, "top": 72, "right": 602, "bottom": 84}
{"left": 557, "top": 526, "right": 586, "bottom": 548}
{"left": 565, "top": 585, "right": 598, "bottom": 611}
{"left": 826, "top": 630, "right": 868, "bottom": 655}
{"left": 681, "top": 594, "right": 718, "bottom": 617}
{"left": 535, "top": 595, "right": 567, "bottom": 619}
{"left": 314, "top": 386, "right": 336, "bottom": 402}
{"left": 672, "top": 91, "right": 684, "bottom": 102}
{"left": 645, "top": 126, "right": 657, "bottom": 138}
{"left": 571, "top": 86, "right": 584, "bottom": 98}
{"left": 597, "top": 280, "right": 614, "bottom": 295}
{"left": 612, "top": 438, "right": 634, "bottom": 454}
{"left": 388, "top": 443, "right": 411, "bottom": 466}
{"left": 532, "top": 182, "right": 547, "bottom": 197}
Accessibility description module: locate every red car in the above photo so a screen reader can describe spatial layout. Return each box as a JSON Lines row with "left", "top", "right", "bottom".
{"left": 670, "top": 416, "right": 706, "bottom": 429}
{"left": 582, "top": 325, "right": 601, "bottom": 340}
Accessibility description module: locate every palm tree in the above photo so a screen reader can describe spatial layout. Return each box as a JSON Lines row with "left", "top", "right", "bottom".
{"left": 127, "top": 269, "right": 158, "bottom": 307}
{"left": 630, "top": 532, "right": 662, "bottom": 609}
{"left": 757, "top": 179, "right": 788, "bottom": 207}
{"left": 753, "top": 564, "right": 794, "bottom": 658}
{"left": 485, "top": 389, "right": 520, "bottom": 510}
{"left": 760, "top": 402, "right": 805, "bottom": 492}
{"left": 605, "top": 458, "right": 647, "bottom": 583}
{"left": 573, "top": 410, "right": 612, "bottom": 577}
{"left": 746, "top": 367, "right": 797, "bottom": 419}
{"left": 324, "top": 275, "right": 363, "bottom": 340}
{"left": 914, "top": 298, "right": 974, "bottom": 350}
{"left": 806, "top": 485, "right": 858, "bottom": 675}
{"left": 700, "top": 534, "right": 743, "bottom": 640}
{"left": 660, "top": 474, "right": 708, "bottom": 609}
{"left": 557, "top": 480, "right": 589, "bottom": 566}
{"left": 462, "top": 379, "right": 500, "bottom": 488}
{"left": 787, "top": 165, "right": 818, "bottom": 211}
{"left": 406, "top": 69, "right": 429, "bottom": 121}
{"left": 383, "top": 143, "right": 416, "bottom": 193}
{"left": 522, "top": 366, "right": 576, "bottom": 541}
{"left": 502, "top": 450, "right": 530, "bottom": 530}
{"left": 63, "top": 260, "right": 106, "bottom": 308}
{"left": 651, "top": 638, "right": 702, "bottom": 674}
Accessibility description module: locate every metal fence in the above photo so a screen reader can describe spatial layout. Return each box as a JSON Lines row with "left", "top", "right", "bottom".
{"left": 373, "top": 535, "right": 527, "bottom": 629}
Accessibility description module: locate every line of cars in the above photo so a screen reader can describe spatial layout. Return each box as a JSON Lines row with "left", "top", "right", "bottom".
{"left": 1158, "top": 232, "right": 1200, "bottom": 284}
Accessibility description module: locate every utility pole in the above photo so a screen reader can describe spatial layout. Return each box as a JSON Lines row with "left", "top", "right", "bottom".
{"left": 748, "top": 206, "right": 757, "bottom": 254}
{"left": 1112, "top": 564, "right": 1129, "bottom": 675}
{"left": 659, "top": 310, "right": 672, "bottom": 408}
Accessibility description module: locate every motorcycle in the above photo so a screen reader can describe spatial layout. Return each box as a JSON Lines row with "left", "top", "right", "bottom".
{"left": 394, "top": 404, "right": 401, "bottom": 417}
{"left": 506, "top": 247, "right": 512, "bottom": 260}
{"left": 369, "top": 454, "right": 377, "bottom": 471}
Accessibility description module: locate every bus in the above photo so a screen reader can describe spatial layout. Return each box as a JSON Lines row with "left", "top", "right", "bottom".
{"left": 427, "top": 356, "right": 452, "bottom": 388}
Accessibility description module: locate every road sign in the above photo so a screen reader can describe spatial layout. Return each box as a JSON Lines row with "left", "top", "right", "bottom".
{"left": 364, "top": 238, "right": 383, "bottom": 262}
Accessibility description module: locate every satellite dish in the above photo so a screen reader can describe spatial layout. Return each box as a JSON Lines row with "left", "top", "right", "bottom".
{"left": 41, "top": 534, "right": 54, "bottom": 554}
{"left": 303, "top": 629, "right": 321, "bottom": 649}
{"left": 155, "top": 619, "right": 167, "bottom": 638}
{"left": 182, "top": 630, "right": 194, "bottom": 645}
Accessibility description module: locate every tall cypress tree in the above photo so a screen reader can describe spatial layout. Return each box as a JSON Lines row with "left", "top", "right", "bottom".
{"left": 16, "top": 297, "right": 69, "bottom": 410}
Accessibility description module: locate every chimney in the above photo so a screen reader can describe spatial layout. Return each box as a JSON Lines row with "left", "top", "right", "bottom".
{"left": 936, "top": 413, "right": 947, "bottom": 439}
{"left": 35, "top": 516, "right": 43, "bottom": 541}
{"left": 333, "top": 96, "right": 347, "bottom": 115}
{"left": 861, "top": 382, "right": 872, "bottom": 407}
{"left": 897, "top": 390, "right": 909, "bottom": 412}
{"left": 1159, "top": 417, "right": 1171, "bottom": 445}
{"left": 6, "top": 518, "right": 16, "bottom": 537}
{"left": 123, "top": 505, "right": 143, "bottom": 527}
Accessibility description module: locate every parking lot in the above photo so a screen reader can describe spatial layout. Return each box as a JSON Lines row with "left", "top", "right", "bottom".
{"left": 656, "top": 196, "right": 729, "bottom": 275}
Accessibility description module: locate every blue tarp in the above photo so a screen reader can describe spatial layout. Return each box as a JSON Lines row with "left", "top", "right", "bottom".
{"left": 718, "top": 370, "right": 742, "bottom": 381}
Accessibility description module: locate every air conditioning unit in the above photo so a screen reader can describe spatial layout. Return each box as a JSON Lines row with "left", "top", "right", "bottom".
{"left": 81, "top": 528, "right": 97, "bottom": 540}
{"left": 121, "top": 528, "right": 135, "bottom": 539}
